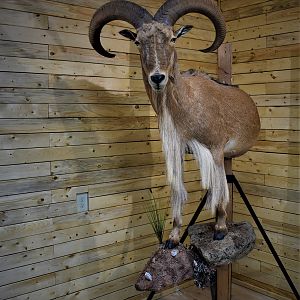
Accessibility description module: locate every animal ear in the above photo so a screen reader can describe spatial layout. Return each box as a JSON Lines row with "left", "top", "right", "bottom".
{"left": 174, "top": 25, "right": 193, "bottom": 39}
{"left": 119, "top": 29, "right": 137, "bottom": 41}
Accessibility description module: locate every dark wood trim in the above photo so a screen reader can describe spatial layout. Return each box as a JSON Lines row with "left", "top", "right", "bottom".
{"left": 217, "top": 43, "right": 233, "bottom": 300}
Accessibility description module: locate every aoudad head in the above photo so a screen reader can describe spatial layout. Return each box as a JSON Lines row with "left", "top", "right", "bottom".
{"left": 89, "top": 0, "right": 226, "bottom": 92}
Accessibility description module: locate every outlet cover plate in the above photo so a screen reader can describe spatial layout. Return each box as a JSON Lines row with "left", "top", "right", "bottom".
{"left": 76, "top": 192, "right": 89, "bottom": 212}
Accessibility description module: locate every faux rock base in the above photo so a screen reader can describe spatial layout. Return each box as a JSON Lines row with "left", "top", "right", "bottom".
{"left": 135, "top": 244, "right": 194, "bottom": 292}
{"left": 135, "top": 221, "right": 255, "bottom": 292}
{"left": 188, "top": 221, "right": 256, "bottom": 267}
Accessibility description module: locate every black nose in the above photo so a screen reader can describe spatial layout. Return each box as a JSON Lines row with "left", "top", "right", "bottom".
{"left": 150, "top": 74, "right": 165, "bottom": 84}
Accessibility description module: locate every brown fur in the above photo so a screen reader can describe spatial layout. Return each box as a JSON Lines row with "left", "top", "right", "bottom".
{"left": 135, "top": 22, "right": 260, "bottom": 245}
{"left": 138, "top": 23, "right": 260, "bottom": 158}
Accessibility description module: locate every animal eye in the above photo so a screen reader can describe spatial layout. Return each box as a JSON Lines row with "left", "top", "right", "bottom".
{"left": 170, "top": 37, "right": 176, "bottom": 43}
{"left": 135, "top": 40, "right": 140, "bottom": 46}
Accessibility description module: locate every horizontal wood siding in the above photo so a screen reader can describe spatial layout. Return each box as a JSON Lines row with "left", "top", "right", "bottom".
{"left": 221, "top": 1, "right": 299, "bottom": 299}
{"left": 0, "top": 1, "right": 218, "bottom": 299}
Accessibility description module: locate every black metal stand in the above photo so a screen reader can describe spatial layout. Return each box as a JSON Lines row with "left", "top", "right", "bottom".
{"left": 146, "top": 175, "right": 299, "bottom": 300}
{"left": 230, "top": 175, "right": 299, "bottom": 300}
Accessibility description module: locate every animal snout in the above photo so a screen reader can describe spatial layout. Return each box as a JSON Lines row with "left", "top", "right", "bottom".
{"left": 150, "top": 74, "right": 165, "bottom": 85}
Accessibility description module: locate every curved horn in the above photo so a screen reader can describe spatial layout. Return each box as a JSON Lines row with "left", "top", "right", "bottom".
{"left": 89, "top": 1, "right": 153, "bottom": 58}
{"left": 154, "top": 0, "right": 226, "bottom": 52}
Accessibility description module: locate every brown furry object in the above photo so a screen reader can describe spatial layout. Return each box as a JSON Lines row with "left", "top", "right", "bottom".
{"left": 135, "top": 244, "right": 194, "bottom": 292}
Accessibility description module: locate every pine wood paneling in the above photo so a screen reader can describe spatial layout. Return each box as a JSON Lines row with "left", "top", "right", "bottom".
{"left": 0, "top": 1, "right": 217, "bottom": 299}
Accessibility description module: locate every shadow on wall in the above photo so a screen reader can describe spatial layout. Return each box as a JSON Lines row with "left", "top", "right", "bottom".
{"left": 48, "top": 37, "right": 166, "bottom": 297}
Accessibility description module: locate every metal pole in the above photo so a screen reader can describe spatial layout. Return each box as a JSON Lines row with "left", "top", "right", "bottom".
{"left": 180, "top": 191, "right": 208, "bottom": 243}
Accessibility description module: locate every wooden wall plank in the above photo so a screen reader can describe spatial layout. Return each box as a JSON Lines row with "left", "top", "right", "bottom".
{"left": 0, "top": 24, "right": 133, "bottom": 53}
{"left": 0, "top": 56, "right": 142, "bottom": 79}
{"left": 234, "top": 193, "right": 299, "bottom": 214}
{"left": 226, "top": 14, "right": 266, "bottom": 31}
{"left": 0, "top": 40, "right": 48, "bottom": 59}
{"left": 0, "top": 72, "right": 48, "bottom": 88}
{"left": 50, "top": 152, "right": 165, "bottom": 175}
{"left": 234, "top": 182, "right": 299, "bottom": 202}
{"left": 253, "top": 94, "right": 299, "bottom": 107}
{"left": 258, "top": 129, "right": 299, "bottom": 142}
{"left": 49, "top": 104, "right": 155, "bottom": 118}
{"left": 227, "top": 20, "right": 299, "bottom": 43}
{"left": 0, "top": 141, "right": 162, "bottom": 165}
{"left": 0, "top": 274, "right": 55, "bottom": 300}
{"left": 0, "top": 88, "right": 150, "bottom": 104}
{"left": 0, "top": 117, "right": 158, "bottom": 134}
{"left": 0, "top": 8, "right": 48, "bottom": 29}
{"left": 0, "top": 103, "right": 48, "bottom": 118}
{"left": 49, "top": 44, "right": 141, "bottom": 67}
{"left": 267, "top": 32, "right": 300, "bottom": 47}
{"left": 48, "top": 74, "right": 145, "bottom": 91}
{"left": 0, "top": 245, "right": 53, "bottom": 272}
{"left": 239, "top": 81, "right": 299, "bottom": 95}
{"left": 0, "top": 133, "right": 49, "bottom": 149}
{"left": 252, "top": 141, "right": 298, "bottom": 155}
{"left": 233, "top": 69, "right": 300, "bottom": 85}
{"left": 233, "top": 160, "right": 299, "bottom": 179}
{"left": 234, "top": 203, "right": 299, "bottom": 226}
{"left": 231, "top": 37, "right": 267, "bottom": 52}
{"left": 233, "top": 57, "right": 299, "bottom": 74}
{"left": 0, "top": 164, "right": 168, "bottom": 196}
{"left": 223, "top": 0, "right": 299, "bottom": 22}
{"left": 236, "top": 151, "right": 299, "bottom": 166}
{"left": 258, "top": 106, "right": 299, "bottom": 118}
{"left": 232, "top": 44, "right": 300, "bottom": 63}
{"left": 0, "top": 0, "right": 95, "bottom": 21}
{"left": 260, "top": 117, "right": 298, "bottom": 130}
{"left": 49, "top": 129, "right": 160, "bottom": 146}
{"left": 0, "top": 162, "right": 50, "bottom": 180}
{"left": 0, "top": 191, "right": 51, "bottom": 210}
{"left": 221, "top": 0, "right": 268, "bottom": 12}
{"left": 267, "top": 7, "right": 300, "bottom": 24}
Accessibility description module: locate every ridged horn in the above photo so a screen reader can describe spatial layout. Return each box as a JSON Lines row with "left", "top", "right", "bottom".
{"left": 89, "top": 0, "right": 153, "bottom": 58}
{"left": 154, "top": 0, "right": 226, "bottom": 52}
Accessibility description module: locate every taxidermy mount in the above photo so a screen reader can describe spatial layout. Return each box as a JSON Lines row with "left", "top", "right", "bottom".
{"left": 89, "top": 0, "right": 260, "bottom": 249}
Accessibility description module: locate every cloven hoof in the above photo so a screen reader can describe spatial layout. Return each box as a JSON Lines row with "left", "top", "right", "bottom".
{"left": 164, "top": 239, "right": 178, "bottom": 249}
{"left": 213, "top": 230, "right": 227, "bottom": 241}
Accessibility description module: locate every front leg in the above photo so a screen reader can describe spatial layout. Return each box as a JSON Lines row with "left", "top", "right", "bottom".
{"left": 214, "top": 201, "right": 228, "bottom": 240}
{"left": 164, "top": 160, "right": 187, "bottom": 249}
{"left": 165, "top": 215, "right": 182, "bottom": 249}
{"left": 159, "top": 108, "right": 187, "bottom": 248}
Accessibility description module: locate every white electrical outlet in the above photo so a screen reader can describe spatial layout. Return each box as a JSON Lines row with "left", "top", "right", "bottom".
{"left": 76, "top": 192, "right": 89, "bottom": 212}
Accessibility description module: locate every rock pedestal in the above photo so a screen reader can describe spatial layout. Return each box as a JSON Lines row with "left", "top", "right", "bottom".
{"left": 188, "top": 221, "right": 256, "bottom": 267}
